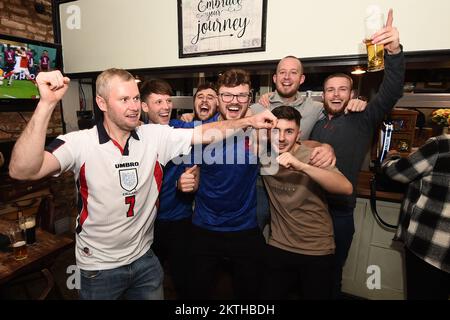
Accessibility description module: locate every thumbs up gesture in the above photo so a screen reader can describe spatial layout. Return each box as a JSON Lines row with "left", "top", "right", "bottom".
{"left": 177, "top": 165, "right": 199, "bottom": 193}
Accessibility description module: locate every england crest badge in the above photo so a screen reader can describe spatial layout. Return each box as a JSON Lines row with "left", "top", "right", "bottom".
{"left": 119, "top": 168, "right": 138, "bottom": 191}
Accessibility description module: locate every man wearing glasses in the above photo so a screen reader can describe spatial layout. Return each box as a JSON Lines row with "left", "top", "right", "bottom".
{"left": 188, "top": 68, "right": 266, "bottom": 299}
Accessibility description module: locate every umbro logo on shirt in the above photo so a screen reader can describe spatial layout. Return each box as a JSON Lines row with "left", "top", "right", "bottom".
{"left": 115, "top": 162, "right": 139, "bottom": 168}
{"left": 116, "top": 162, "right": 139, "bottom": 192}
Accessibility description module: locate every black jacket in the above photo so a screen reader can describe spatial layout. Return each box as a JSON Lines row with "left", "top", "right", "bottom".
{"left": 310, "top": 49, "right": 405, "bottom": 208}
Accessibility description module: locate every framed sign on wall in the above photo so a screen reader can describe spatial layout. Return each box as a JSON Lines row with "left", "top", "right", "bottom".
{"left": 177, "top": 0, "right": 267, "bottom": 58}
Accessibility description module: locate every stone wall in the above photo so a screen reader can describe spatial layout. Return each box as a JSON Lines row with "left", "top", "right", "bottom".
{"left": 1, "top": 0, "right": 53, "bottom": 42}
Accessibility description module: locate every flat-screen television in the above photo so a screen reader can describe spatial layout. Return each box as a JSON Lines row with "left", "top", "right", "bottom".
{"left": 0, "top": 33, "right": 62, "bottom": 112}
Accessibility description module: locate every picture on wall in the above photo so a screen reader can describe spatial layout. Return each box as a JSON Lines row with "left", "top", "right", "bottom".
{"left": 178, "top": 0, "right": 267, "bottom": 58}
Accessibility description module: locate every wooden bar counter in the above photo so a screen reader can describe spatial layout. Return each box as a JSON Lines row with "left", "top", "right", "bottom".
{"left": 356, "top": 170, "right": 404, "bottom": 202}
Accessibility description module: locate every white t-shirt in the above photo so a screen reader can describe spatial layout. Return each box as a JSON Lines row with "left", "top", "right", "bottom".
{"left": 48, "top": 123, "right": 193, "bottom": 270}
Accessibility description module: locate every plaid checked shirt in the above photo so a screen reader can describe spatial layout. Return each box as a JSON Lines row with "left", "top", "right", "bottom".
{"left": 382, "top": 134, "right": 450, "bottom": 273}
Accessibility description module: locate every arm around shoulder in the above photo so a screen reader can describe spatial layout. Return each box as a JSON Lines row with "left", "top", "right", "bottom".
{"left": 191, "top": 109, "right": 277, "bottom": 144}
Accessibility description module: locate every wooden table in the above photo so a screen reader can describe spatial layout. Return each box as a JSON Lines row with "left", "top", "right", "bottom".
{"left": 0, "top": 219, "right": 74, "bottom": 285}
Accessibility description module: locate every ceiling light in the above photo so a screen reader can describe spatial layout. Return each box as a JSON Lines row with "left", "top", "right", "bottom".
{"left": 351, "top": 67, "right": 366, "bottom": 75}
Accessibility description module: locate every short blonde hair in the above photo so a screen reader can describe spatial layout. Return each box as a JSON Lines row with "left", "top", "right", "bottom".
{"left": 96, "top": 68, "right": 135, "bottom": 100}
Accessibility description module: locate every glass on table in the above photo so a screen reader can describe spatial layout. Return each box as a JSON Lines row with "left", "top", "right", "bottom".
{"left": 7, "top": 225, "right": 28, "bottom": 261}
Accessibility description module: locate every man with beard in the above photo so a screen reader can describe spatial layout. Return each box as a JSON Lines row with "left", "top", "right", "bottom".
{"left": 170, "top": 82, "right": 220, "bottom": 127}
{"left": 252, "top": 58, "right": 367, "bottom": 145}
{"left": 140, "top": 80, "right": 219, "bottom": 299}
{"left": 188, "top": 68, "right": 268, "bottom": 299}
{"left": 309, "top": 9, "right": 404, "bottom": 299}
{"left": 250, "top": 56, "right": 367, "bottom": 231}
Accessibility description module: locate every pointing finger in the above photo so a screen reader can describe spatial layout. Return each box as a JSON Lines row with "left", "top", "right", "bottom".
{"left": 386, "top": 8, "right": 393, "bottom": 27}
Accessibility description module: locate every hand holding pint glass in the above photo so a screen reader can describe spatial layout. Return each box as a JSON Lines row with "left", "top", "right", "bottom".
{"left": 365, "top": 6, "right": 385, "bottom": 72}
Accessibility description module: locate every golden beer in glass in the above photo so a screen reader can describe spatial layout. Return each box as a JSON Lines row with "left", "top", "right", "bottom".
{"left": 365, "top": 11, "right": 385, "bottom": 72}
{"left": 365, "top": 39, "right": 384, "bottom": 72}
{"left": 8, "top": 226, "right": 28, "bottom": 260}
{"left": 12, "top": 240, "right": 28, "bottom": 260}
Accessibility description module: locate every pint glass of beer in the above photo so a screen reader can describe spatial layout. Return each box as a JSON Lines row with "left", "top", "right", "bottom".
{"left": 365, "top": 11, "right": 385, "bottom": 72}
{"left": 8, "top": 226, "right": 28, "bottom": 260}
{"left": 20, "top": 215, "right": 36, "bottom": 245}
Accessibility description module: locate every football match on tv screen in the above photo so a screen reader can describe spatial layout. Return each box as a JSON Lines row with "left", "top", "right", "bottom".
{"left": 0, "top": 39, "right": 57, "bottom": 99}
